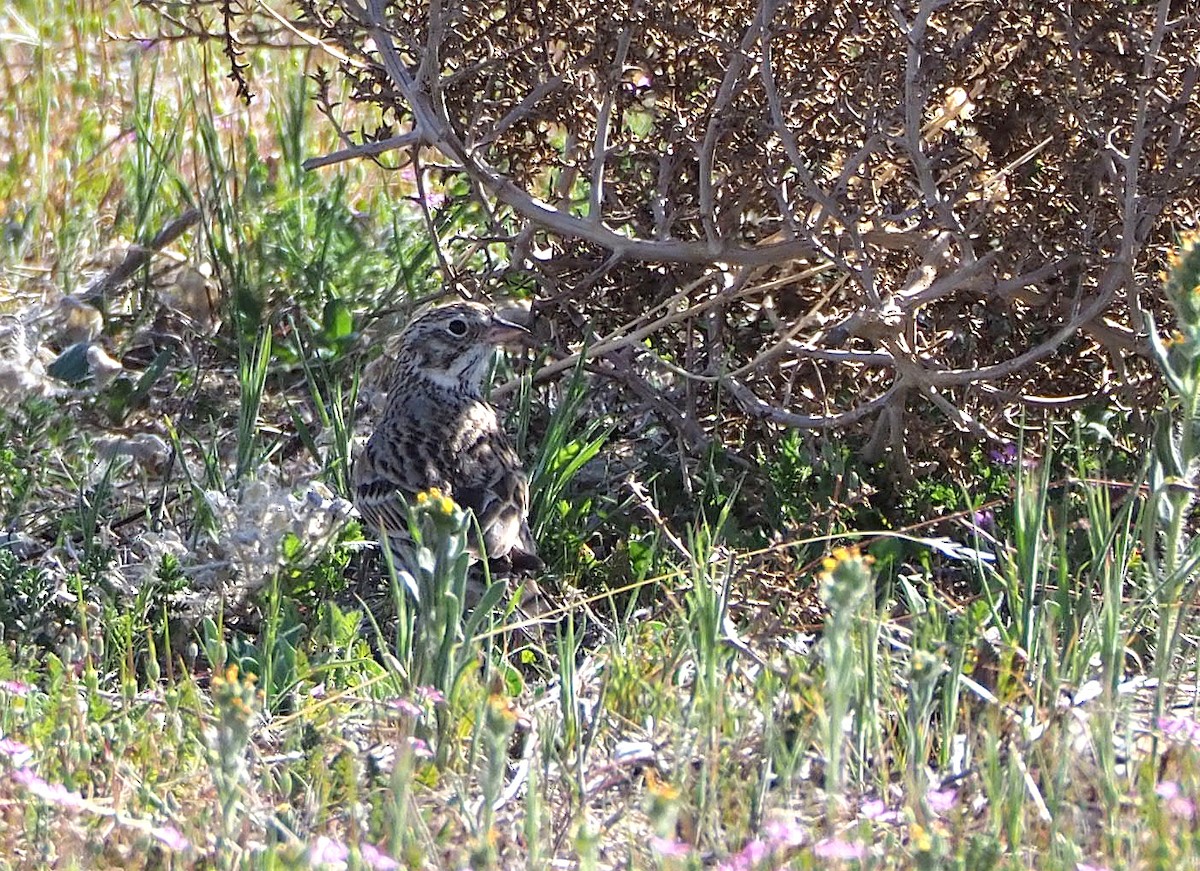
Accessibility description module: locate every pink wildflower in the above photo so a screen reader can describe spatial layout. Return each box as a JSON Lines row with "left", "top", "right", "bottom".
{"left": 12, "top": 768, "right": 88, "bottom": 810}
{"left": 360, "top": 842, "right": 400, "bottom": 870}
{"left": 406, "top": 737, "right": 433, "bottom": 759}
{"left": 814, "top": 837, "right": 866, "bottom": 861}
{"left": 925, "top": 787, "right": 957, "bottom": 816}
{"left": 415, "top": 686, "right": 445, "bottom": 704}
{"left": 388, "top": 697, "right": 422, "bottom": 718}
{"left": 309, "top": 835, "right": 349, "bottom": 867}
{"left": 763, "top": 817, "right": 805, "bottom": 848}
{"left": 150, "top": 824, "right": 191, "bottom": 852}
{"left": 860, "top": 798, "right": 903, "bottom": 824}
{"left": 0, "top": 738, "right": 33, "bottom": 765}
{"left": 1156, "top": 780, "right": 1197, "bottom": 820}
{"left": 1158, "top": 717, "right": 1200, "bottom": 747}
{"left": 650, "top": 836, "right": 691, "bottom": 858}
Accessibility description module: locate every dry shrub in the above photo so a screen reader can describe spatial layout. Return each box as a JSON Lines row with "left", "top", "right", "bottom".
{"left": 281, "top": 1, "right": 1198, "bottom": 469}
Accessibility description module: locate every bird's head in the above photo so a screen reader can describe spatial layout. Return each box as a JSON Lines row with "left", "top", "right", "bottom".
{"left": 391, "top": 301, "right": 531, "bottom": 395}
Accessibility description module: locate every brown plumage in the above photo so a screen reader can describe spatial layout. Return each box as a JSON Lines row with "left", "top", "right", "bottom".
{"left": 353, "top": 301, "right": 541, "bottom": 605}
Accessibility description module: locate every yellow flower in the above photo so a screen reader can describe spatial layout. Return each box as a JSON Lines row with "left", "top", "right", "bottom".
{"left": 910, "top": 823, "right": 933, "bottom": 852}
{"left": 823, "top": 545, "right": 875, "bottom": 571}
{"left": 419, "top": 486, "right": 440, "bottom": 503}
{"left": 645, "top": 768, "right": 680, "bottom": 800}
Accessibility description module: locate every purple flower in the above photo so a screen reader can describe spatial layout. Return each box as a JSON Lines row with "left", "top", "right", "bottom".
{"left": 859, "top": 798, "right": 903, "bottom": 824}
{"left": 150, "top": 824, "right": 191, "bottom": 852}
{"left": 650, "top": 836, "right": 692, "bottom": 858}
{"left": 12, "top": 768, "right": 89, "bottom": 810}
{"left": 716, "top": 838, "right": 770, "bottom": 871}
{"left": 309, "top": 835, "right": 349, "bottom": 867}
{"left": 763, "top": 817, "right": 805, "bottom": 847}
{"left": 813, "top": 837, "right": 865, "bottom": 860}
{"left": 360, "top": 842, "right": 400, "bottom": 870}
{"left": 416, "top": 686, "right": 445, "bottom": 705}
{"left": 740, "top": 839, "right": 770, "bottom": 866}
{"left": 0, "top": 679, "right": 32, "bottom": 696}
{"left": 1158, "top": 716, "right": 1200, "bottom": 747}
{"left": 0, "top": 738, "right": 33, "bottom": 767}
{"left": 1157, "top": 780, "right": 1183, "bottom": 799}
{"left": 971, "top": 509, "right": 995, "bottom": 530}
{"left": 308, "top": 836, "right": 398, "bottom": 870}
{"left": 989, "top": 443, "right": 1018, "bottom": 466}
{"left": 1156, "top": 780, "right": 1196, "bottom": 820}
{"left": 925, "top": 787, "right": 957, "bottom": 816}
{"left": 406, "top": 737, "right": 433, "bottom": 759}
{"left": 387, "top": 697, "right": 422, "bottom": 718}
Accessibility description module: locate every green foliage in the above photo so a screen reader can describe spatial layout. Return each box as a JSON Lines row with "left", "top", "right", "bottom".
{"left": 287, "top": 315, "right": 361, "bottom": 496}
{"left": 0, "top": 549, "right": 66, "bottom": 645}
{"left": 762, "top": 432, "right": 881, "bottom": 536}
{"left": 818, "top": 546, "right": 878, "bottom": 801}
{"left": 764, "top": 429, "right": 815, "bottom": 515}
{"left": 0, "top": 399, "right": 69, "bottom": 527}
{"left": 99, "top": 347, "right": 174, "bottom": 426}
{"left": 523, "top": 360, "right": 611, "bottom": 569}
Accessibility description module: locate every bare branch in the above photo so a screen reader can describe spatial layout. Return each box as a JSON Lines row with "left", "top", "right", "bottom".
{"left": 302, "top": 132, "right": 423, "bottom": 170}
{"left": 726, "top": 377, "right": 902, "bottom": 431}
{"left": 587, "top": 19, "right": 634, "bottom": 223}
{"left": 84, "top": 208, "right": 202, "bottom": 302}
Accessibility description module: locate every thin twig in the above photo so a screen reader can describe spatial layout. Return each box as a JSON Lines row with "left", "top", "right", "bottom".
{"left": 83, "top": 208, "right": 202, "bottom": 302}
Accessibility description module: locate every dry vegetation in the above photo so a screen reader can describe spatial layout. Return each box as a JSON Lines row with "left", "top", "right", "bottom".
{"left": 284, "top": 0, "right": 1200, "bottom": 470}
{"left": 2, "top": 1, "right": 1200, "bottom": 869}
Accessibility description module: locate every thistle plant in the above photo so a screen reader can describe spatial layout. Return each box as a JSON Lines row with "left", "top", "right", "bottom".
{"left": 1145, "top": 231, "right": 1200, "bottom": 710}
{"left": 206, "top": 664, "right": 261, "bottom": 849}
{"left": 468, "top": 692, "right": 519, "bottom": 868}
{"left": 818, "top": 545, "right": 877, "bottom": 803}
{"left": 391, "top": 489, "right": 503, "bottom": 731}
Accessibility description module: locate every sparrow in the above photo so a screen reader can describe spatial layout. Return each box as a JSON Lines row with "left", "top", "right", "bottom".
{"left": 352, "top": 301, "right": 542, "bottom": 605}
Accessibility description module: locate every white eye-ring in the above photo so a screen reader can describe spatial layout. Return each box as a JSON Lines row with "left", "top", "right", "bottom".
{"left": 447, "top": 318, "right": 468, "bottom": 337}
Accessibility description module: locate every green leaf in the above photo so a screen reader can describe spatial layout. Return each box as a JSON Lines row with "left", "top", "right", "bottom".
{"left": 322, "top": 298, "right": 353, "bottom": 344}
{"left": 46, "top": 342, "right": 91, "bottom": 384}
{"left": 130, "top": 347, "right": 173, "bottom": 405}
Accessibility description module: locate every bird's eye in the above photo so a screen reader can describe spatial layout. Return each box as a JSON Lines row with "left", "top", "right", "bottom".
{"left": 447, "top": 318, "right": 468, "bottom": 337}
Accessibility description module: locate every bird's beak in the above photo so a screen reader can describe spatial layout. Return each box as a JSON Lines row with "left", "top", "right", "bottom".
{"left": 484, "top": 314, "right": 532, "bottom": 346}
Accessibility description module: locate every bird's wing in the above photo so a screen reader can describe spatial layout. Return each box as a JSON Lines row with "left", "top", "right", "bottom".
{"left": 453, "top": 434, "right": 535, "bottom": 563}
{"left": 354, "top": 394, "right": 539, "bottom": 570}
{"left": 451, "top": 420, "right": 539, "bottom": 569}
{"left": 353, "top": 422, "right": 448, "bottom": 540}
